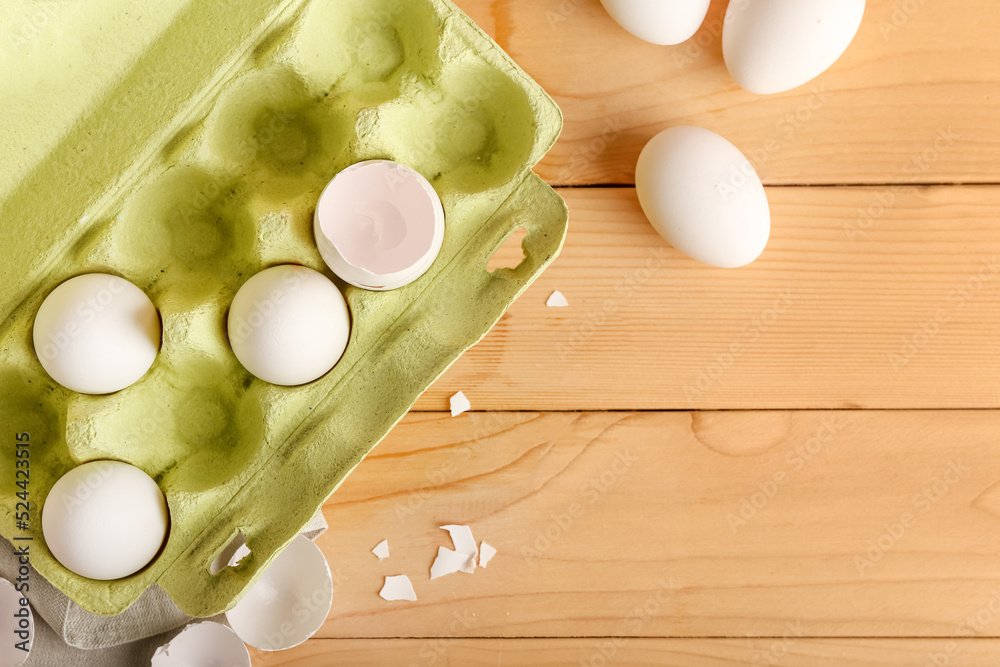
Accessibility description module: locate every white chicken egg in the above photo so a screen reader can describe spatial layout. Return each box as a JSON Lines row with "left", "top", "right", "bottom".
{"left": 32, "top": 274, "right": 161, "bottom": 395}
{"left": 635, "top": 126, "right": 770, "bottom": 269}
{"left": 41, "top": 460, "right": 169, "bottom": 581}
{"left": 723, "top": 0, "right": 866, "bottom": 94}
{"left": 599, "top": 0, "right": 711, "bottom": 46}
{"left": 227, "top": 265, "right": 350, "bottom": 387}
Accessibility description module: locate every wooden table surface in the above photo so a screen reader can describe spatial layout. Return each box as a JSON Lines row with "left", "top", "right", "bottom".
{"left": 262, "top": 0, "right": 1000, "bottom": 664}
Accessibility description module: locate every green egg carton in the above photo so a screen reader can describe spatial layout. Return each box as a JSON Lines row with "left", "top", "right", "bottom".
{"left": 0, "top": 0, "right": 566, "bottom": 616}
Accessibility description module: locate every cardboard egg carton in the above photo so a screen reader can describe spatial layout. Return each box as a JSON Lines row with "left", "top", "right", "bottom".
{"left": 0, "top": 0, "right": 566, "bottom": 617}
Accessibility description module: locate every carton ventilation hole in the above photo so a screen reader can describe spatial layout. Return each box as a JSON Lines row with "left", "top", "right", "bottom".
{"left": 487, "top": 227, "right": 528, "bottom": 273}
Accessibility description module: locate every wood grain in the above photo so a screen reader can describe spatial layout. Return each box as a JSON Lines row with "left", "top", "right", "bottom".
{"left": 287, "top": 411, "right": 1000, "bottom": 640}
{"left": 453, "top": 0, "right": 1000, "bottom": 187}
{"left": 254, "top": 637, "right": 1000, "bottom": 666}
{"left": 416, "top": 186, "right": 1000, "bottom": 411}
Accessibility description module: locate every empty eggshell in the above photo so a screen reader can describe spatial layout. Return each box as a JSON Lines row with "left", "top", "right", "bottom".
{"left": 1, "top": 578, "right": 32, "bottom": 666}
{"left": 226, "top": 534, "right": 333, "bottom": 651}
{"left": 314, "top": 160, "right": 446, "bottom": 291}
{"left": 151, "top": 622, "right": 249, "bottom": 667}
{"left": 723, "top": 0, "right": 866, "bottom": 94}
{"left": 599, "top": 0, "right": 711, "bottom": 46}
{"left": 635, "top": 126, "right": 770, "bottom": 269}
{"left": 41, "top": 460, "right": 169, "bottom": 581}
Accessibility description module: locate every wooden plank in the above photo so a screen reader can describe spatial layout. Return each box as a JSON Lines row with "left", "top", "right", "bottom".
{"left": 254, "top": 637, "right": 1000, "bottom": 666}
{"left": 303, "top": 411, "right": 1000, "bottom": 639}
{"left": 452, "top": 0, "right": 1000, "bottom": 186}
{"left": 415, "top": 186, "right": 1000, "bottom": 411}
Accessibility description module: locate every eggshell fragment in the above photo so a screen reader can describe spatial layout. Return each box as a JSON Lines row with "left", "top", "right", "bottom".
{"left": 599, "top": 0, "right": 711, "bottom": 46}
{"left": 379, "top": 575, "right": 417, "bottom": 602}
{"left": 430, "top": 525, "right": 479, "bottom": 579}
{"left": 0, "top": 578, "right": 32, "bottom": 666}
{"left": 450, "top": 391, "right": 471, "bottom": 417}
{"left": 151, "top": 622, "right": 249, "bottom": 667}
{"left": 635, "top": 126, "right": 770, "bottom": 268}
{"left": 372, "top": 539, "right": 390, "bottom": 561}
{"left": 225, "top": 535, "right": 333, "bottom": 651}
{"left": 479, "top": 543, "right": 497, "bottom": 568}
{"left": 723, "top": 0, "right": 866, "bottom": 94}
{"left": 546, "top": 291, "right": 569, "bottom": 308}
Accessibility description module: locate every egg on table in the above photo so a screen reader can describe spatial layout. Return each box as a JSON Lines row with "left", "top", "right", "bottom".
{"left": 599, "top": 0, "right": 711, "bottom": 46}
{"left": 635, "top": 126, "right": 771, "bottom": 269}
{"left": 723, "top": 0, "right": 866, "bottom": 95}
{"left": 41, "top": 460, "right": 169, "bottom": 581}
{"left": 227, "top": 265, "right": 351, "bottom": 387}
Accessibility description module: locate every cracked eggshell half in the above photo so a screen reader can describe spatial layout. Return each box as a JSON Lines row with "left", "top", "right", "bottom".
{"left": 226, "top": 534, "right": 333, "bottom": 651}
{"left": 151, "top": 622, "right": 249, "bottom": 667}
{"left": 599, "top": 0, "right": 711, "bottom": 46}
{"left": 723, "top": 0, "right": 866, "bottom": 95}
{"left": 314, "top": 160, "right": 445, "bottom": 291}
{"left": 635, "top": 126, "right": 770, "bottom": 269}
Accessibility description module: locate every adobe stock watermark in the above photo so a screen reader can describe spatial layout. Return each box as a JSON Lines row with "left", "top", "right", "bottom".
{"left": 747, "top": 620, "right": 807, "bottom": 667}
{"left": 521, "top": 448, "right": 639, "bottom": 565}
{"left": 557, "top": 246, "right": 671, "bottom": 361}
{"left": 879, "top": 0, "right": 932, "bottom": 40}
{"left": 407, "top": 608, "right": 478, "bottom": 667}
{"left": 392, "top": 410, "right": 518, "bottom": 523}
{"left": 10, "top": 3, "right": 61, "bottom": 48}
{"left": 227, "top": 270, "right": 306, "bottom": 346}
{"left": 559, "top": 116, "right": 624, "bottom": 183}
{"left": 717, "top": 85, "right": 833, "bottom": 203}
{"left": 887, "top": 255, "right": 999, "bottom": 371}
{"left": 844, "top": 127, "right": 960, "bottom": 242}
{"left": 255, "top": 568, "right": 346, "bottom": 651}
{"left": 853, "top": 459, "right": 969, "bottom": 575}
{"left": 920, "top": 584, "right": 1000, "bottom": 666}
{"left": 579, "top": 578, "right": 680, "bottom": 667}
{"left": 546, "top": 0, "right": 588, "bottom": 29}
{"left": 726, "top": 416, "right": 845, "bottom": 532}
{"left": 682, "top": 289, "right": 796, "bottom": 403}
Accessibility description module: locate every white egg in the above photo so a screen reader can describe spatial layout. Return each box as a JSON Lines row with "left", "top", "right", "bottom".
{"left": 599, "top": 0, "right": 711, "bottom": 46}
{"left": 226, "top": 535, "right": 333, "bottom": 651}
{"left": 227, "top": 265, "right": 350, "bottom": 386}
{"left": 41, "top": 460, "right": 169, "bottom": 581}
{"left": 723, "top": 0, "right": 866, "bottom": 94}
{"left": 32, "top": 274, "right": 161, "bottom": 394}
{"left": 635, "top": 126, "right": 770, "bottom": 269}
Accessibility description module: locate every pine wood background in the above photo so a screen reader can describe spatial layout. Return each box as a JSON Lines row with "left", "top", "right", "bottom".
{"left": 265, "top": 0, "right": 1000, "bottom": 663}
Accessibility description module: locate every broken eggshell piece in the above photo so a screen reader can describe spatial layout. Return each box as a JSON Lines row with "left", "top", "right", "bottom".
{"left": 1, "top": 578, "right": 31, "bottom": 666}
{"left": 151, "top": 622, "right": 249, "bottom": 667}
{"left": 379, "top": 575, "right": 418, "bottom": 602}
{"left": 314, "top": 160, "right": 446, "bottom": 291}
{"left": 225, "top": 535, "right": 333, "bottom": 651}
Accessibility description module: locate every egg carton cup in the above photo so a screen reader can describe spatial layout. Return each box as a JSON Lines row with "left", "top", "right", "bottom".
{"left": 0, "top": 0, "right": 566, "bottom": 617}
